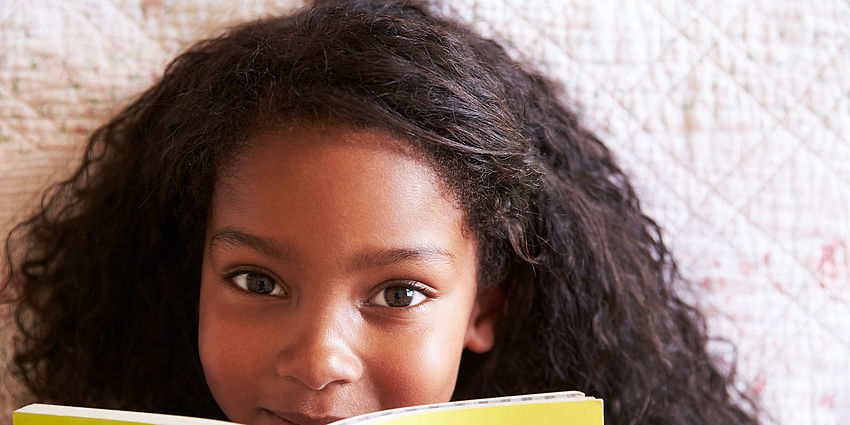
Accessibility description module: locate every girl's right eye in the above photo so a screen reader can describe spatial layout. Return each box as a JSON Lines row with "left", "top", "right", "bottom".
{"left": 230, "top": 271, "right": 286, "bottom": 297}
{"left": 369, "top": 281, "right": 433, "bottom": 308}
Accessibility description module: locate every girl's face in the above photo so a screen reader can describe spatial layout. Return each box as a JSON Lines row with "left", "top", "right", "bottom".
{"left": 198, "top": 126, "right": 499, "bottom": 425}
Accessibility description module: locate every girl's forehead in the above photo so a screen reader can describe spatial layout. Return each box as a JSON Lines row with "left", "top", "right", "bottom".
{"left": 221, "top": 123, "right": 462, "bottom": 207}
{"left": 207, "top": 124, "right": 474, "bottom": 257}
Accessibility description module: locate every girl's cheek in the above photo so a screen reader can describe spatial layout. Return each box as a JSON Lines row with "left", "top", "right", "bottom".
{"left": 198, "top": 280, "right": 269, "bottom": 419}
{"left": 366, "top": 314, "right": 468, "bottom": 408}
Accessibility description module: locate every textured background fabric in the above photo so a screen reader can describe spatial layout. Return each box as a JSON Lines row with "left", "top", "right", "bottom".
{"left": 1, "top": 1, "right": 848, "bottom": 424}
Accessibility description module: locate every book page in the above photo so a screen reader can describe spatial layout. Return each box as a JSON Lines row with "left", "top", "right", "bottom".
{"left": 14, "top": 404, "right": 237, "bottom": 425}
{"left": 336, "top": 391, "right": 602, "bottom": 425}
{"left": 14, "top": 391, "right": 602, "bottom": 425}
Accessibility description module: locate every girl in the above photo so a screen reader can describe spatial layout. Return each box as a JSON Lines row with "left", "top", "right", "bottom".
{"left": 3, "top": 0, "right": 759, "bottom": 424}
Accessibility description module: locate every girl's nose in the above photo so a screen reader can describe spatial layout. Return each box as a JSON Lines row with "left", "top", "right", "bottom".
{"left": 275, "top": 309, "right": 363, "bottom": 391}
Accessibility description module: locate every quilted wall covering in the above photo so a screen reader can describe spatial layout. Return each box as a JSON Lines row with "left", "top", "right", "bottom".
{"left": 0, "top": 1, "right": 848, "bottom": 424}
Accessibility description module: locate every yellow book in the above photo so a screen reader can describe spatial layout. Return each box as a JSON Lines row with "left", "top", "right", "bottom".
{"left": 14, "top": 391, "right": 603, "bottom": 425}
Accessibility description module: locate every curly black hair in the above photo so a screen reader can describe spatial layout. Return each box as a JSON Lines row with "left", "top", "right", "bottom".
{"left": 3, "top": 1, "right": 759, "bottom": 424}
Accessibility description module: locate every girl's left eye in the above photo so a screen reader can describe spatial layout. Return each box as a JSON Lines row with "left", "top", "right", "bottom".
{"left": 230, "top": 271, "right": 286, "bottom": 297}
{"left": 370, "top": 283, "right": 430, "bottom": 308}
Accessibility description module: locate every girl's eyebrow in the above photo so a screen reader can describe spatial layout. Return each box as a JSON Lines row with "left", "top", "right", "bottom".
{"left": 209, "top": 228, "right": 455, "bottom": 270}
{"left": 209, "top": 228, "right": 292, "bottom": 260}
{"left": 349, "top": 247, "right": 456, "bottom": 272}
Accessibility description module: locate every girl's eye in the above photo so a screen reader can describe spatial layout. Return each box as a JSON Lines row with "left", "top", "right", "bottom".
{"left": 230, "top": 271, "right": 286, "bottom": 297}
{"left": 371, "top": 284, "right": 429, "bottom": 308}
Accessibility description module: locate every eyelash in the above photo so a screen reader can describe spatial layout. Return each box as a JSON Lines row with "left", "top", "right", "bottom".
{"left": 223, "top": 267, "right": 287, "bottom": 297}
{"left": 370, "top": 280, "right": 436, "bottom": 308}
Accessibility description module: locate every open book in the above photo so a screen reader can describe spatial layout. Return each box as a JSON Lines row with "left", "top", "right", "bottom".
{"left": 14, "top": 391, "right": 602, "bottom": 425}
